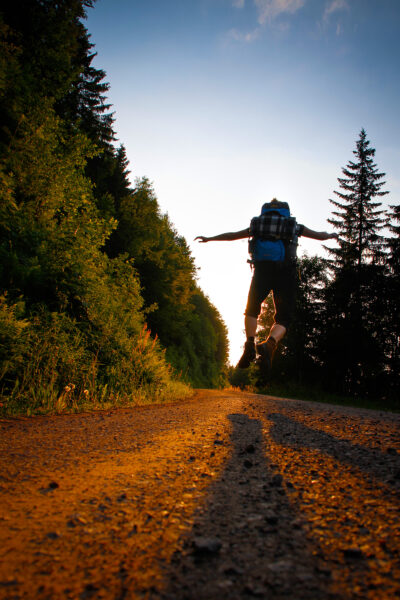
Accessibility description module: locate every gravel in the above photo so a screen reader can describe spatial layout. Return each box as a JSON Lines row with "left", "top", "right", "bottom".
{"left": 0, "top": 390, "right": 399, "bottom": 599}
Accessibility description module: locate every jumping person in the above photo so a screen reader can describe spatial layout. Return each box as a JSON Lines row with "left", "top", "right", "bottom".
{"left": 195, "top": 198, "right": 338, "bottom": 374}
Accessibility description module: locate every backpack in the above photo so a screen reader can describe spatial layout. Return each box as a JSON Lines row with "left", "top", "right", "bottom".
{"left": 248, "top": 201, "right": 298, "bottom": 262}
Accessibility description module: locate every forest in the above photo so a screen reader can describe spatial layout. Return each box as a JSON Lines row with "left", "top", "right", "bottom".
{"left": 0, "top": 1, "right": 399, "bottom": 415}
{"left": 0, "top": 0, "right": 228, "bottom": 414}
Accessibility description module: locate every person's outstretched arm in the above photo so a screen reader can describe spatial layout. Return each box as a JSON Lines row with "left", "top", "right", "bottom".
{"left": 302, "top": 226, "right": 338, "bottom": 241}
{"left": 195, "top": 228, "right": 250, "bottom": 243}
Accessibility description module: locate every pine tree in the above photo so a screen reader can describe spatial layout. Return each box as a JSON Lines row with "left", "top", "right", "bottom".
{"left": 55, "top": 17, "right": 115, "bottom": 147}
{"left": 324, "top": 129, "right": 388, "bottom": 397}
{"left": 327, "top": 129, "right": 387, "bottom": 268}
{"left": 0, "top": 1, "right": 97, "bottom": 149}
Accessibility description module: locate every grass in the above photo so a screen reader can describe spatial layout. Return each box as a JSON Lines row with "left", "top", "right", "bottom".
{"left": 0, "top": 379, "right": 194, "bottom": 418}
{"left": 0, "top": 301, "right": 194, "bottom": 418}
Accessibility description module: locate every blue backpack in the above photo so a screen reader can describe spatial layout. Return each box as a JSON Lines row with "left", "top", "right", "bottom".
{"left": 248, "top": 202, "right": 298, "bottom": 262}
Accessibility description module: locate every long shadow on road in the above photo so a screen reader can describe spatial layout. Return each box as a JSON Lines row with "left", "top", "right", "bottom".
{"left": 158, "top": 413, "right": 337, "bottom": 600}
{"left": 267, "top": 413, "right": 400, "bottom": 489}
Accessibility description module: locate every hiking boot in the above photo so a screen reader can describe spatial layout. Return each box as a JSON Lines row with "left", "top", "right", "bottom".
{"left": 256, "top": 338, "right": 276, "bottom": 374}
{"left": 237, "top": 340, "right": 256, "bottom": 369}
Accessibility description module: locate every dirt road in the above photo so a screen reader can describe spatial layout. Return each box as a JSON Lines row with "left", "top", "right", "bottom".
{"left": 1, "top": 390, "right": 399, "bottom": 599}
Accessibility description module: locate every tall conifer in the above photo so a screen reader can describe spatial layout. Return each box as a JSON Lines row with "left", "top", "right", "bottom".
{"left": 327, "top": 129, "right": 387, "bottom": 268}
{"left": 324, "top": 130, "right": 388, "bottom": 397}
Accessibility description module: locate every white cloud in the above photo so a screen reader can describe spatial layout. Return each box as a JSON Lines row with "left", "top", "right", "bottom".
{"left": 228, "top": 0, "right": 349, "bottom": 43}
{"left": 227, "top": 0, "right": 305, "bottom": 44}
{"left": 323, "top": 0, "right": 349, "bottom": 21}
{"left": 255, "top": 0, "right": 306, "bottom": 25}
{"left": 227, "top": 27, "right": 260, "bottom": 42}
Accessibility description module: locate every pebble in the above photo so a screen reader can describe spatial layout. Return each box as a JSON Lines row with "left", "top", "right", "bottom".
{"left": 192, "top": 536, "right": 222, "bottom": 554}
{"left": 217, "top": 579, "right": 234, "bottom": 589}
{"left": 268, "top": 560, "right": 294, "bottom": 573}
{"left": 219, "top": 563, "right": 244, "bottom": 575}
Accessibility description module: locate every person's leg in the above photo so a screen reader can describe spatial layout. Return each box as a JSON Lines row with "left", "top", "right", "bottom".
{"left": 237, "top": 264, "right": 271, "bottom": 369}
{"left": 245, "top": 315, "right": 258, "bottom": 339}
{"left": 257, "top": 262, "right": 296, "bottom": 371}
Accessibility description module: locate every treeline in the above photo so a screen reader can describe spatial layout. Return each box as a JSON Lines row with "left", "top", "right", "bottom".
{"left": 232, "top": 130, "right": 399, "bottom": 407}
{"left": 0, "top": 0, "right": 228, "bottom": 414}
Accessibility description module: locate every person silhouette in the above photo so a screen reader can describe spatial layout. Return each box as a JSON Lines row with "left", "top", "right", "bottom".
{"left": 196, "top": 198, "right": 338, "bottom": 373}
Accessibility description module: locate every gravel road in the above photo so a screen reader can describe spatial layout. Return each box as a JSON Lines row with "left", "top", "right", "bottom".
{"left": 0, "top": 390, "right": 399, "bottom": 600}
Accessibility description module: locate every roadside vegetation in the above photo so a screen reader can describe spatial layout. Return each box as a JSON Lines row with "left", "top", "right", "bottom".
{"left": 0, "top": 0, "right": 228, "bottom": 416}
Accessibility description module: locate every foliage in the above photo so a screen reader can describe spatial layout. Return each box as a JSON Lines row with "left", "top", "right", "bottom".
{"left": 0, "top": 101, "right": 191, "bottom": 413}
{"left": 323, "top": 129, "right": 388, "bottom": 397}
{"left": 0, "top": 0, "right": 228, "bottom": 415}
{"left": 106, "top": 176, "right": 229, "bottom": 386}
{"left": 164, "top": 291, "right": 229, "bottom": 388}
{"left": 327, "top": 129, "right": 387, "bottom": 269}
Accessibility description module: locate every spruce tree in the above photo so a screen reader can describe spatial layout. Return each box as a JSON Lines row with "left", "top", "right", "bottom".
{"left": 324, "top": 129, "right": 388, "bottom": 397}
{"left": 55, "top": 15, "right": 115, "bottom": 147}
{"left": 327, "top": 129, "right": 387, "bottom": 268}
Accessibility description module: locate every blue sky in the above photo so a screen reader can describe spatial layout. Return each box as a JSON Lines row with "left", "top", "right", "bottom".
{"left": 86, "top": 0, "right": 400, "bottom": 364}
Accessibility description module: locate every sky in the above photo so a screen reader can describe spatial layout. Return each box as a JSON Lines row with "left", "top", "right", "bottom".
{"left": 86, "top": 0, "right": 400, "bottom": 365}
